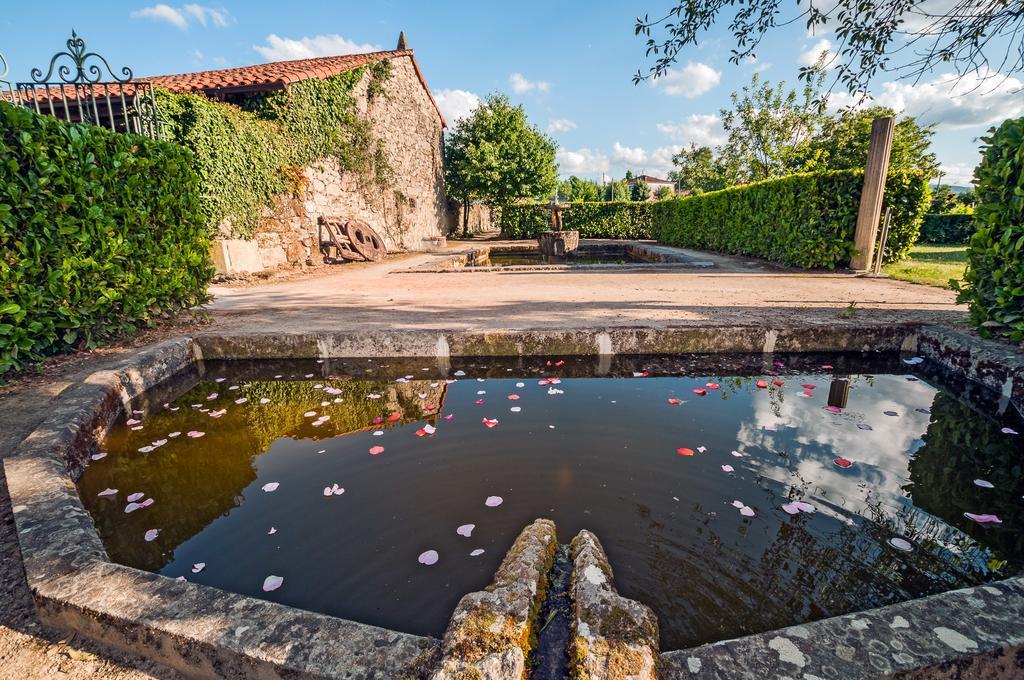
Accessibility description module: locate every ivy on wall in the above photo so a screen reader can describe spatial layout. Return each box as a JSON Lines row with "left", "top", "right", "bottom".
{"left": 157, "top": 61, "right": 395, "bottom": 238}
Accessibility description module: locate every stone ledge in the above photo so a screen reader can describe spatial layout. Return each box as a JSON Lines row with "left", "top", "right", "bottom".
{"left": 659, "top": 577, "right": 1024, "bottom": 679}
{"left": 431, "top": 518, "right": 557, "bottom": 680}
{"left": 569, "top": 531, "right": 659, "bottom": 680}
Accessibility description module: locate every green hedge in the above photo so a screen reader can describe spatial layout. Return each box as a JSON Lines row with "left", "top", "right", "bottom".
{"left": 0, "top": 102, "right": 211, "bottom": 374}
{"left": 651, "top": 169, "right": 929, "bottom": 268}
{"left": 955, "top": 117, "right": 1024, "bottom": 342}
{"left": 499, "top": 201, "right": 653, "bottom": 239}
{"left": 919, "top": 213, "right": 976, "bottom": 244}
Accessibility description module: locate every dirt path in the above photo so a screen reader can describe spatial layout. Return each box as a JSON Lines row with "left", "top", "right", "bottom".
{"left": 0, "top": 244, "right": 965, "bottom": 676}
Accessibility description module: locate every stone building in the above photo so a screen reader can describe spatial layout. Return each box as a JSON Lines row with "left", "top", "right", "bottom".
{"left": 149, "top": 33, "right": 448, "bottom": 274}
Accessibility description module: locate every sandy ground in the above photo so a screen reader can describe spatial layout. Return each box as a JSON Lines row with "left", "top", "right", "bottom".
{"left": 0, "top": 242, "right": 964, "bottom": 677}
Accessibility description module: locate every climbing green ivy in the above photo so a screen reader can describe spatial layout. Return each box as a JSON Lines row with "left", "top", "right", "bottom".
{"left": 157, "top": 63, "right": 394, "bottom": 238}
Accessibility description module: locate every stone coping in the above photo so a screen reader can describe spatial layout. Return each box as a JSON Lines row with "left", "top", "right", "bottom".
{"left": 394, "top": 240, "right": 716, "bottom": 273}
{"left": 5, "top": 324, "right": 1023, "bottom": 678}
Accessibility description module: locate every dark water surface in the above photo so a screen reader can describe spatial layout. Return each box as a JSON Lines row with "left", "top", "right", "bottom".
{"left": 470, "top": 247, "right": 644, "bottom": 266}
{"left": 78, "top": 353, "right": 1023, "bottom": 650}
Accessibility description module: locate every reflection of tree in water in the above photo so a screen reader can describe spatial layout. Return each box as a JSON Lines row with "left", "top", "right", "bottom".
{"left": 906, "top": 391, "right": 1023, "bottom": 573}
{"left": 631, "top": 474, "right": 1013, "bottom": 650}
{"left": 79, "top": 378, "right": 447, "bottom": 572}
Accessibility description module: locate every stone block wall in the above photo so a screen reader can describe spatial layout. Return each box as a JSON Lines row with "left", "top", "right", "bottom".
{"left": 219, "top": 55, "right": 447, "bottom": 274}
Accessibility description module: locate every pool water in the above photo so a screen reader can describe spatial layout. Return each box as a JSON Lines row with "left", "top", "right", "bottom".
{"left": 78, "top": 354, "right": 1023, "bottom": 650}
{"left": 469, "top": 247, "right": 644, "bottom": 266}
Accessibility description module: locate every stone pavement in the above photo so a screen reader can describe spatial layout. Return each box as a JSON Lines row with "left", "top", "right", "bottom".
{"left": 0, "top": 242, "right": 964, "bottom": 678}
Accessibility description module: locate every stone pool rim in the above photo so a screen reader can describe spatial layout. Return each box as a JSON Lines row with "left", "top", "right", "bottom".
{"left": 6, "top": 324, "right": 1024, "bottom": 679}
{"left": 395, "top": 239, "right": 717, "bottom": 273}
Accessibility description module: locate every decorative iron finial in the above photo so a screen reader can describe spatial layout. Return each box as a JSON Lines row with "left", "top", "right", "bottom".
{"left": 397, "top": 31, "right": 408, "bottom": 50}
{"left": 30, "top": 29, "right": 134, "bottom": 84}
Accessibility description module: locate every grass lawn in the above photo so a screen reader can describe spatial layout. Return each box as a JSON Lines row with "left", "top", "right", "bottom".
{"left": 883, "top": 245, "right": 967, "bottom": 288}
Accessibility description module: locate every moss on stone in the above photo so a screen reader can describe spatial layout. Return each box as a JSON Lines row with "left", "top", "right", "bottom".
{"left": 569, "top": 635, "right": 590, "bottom": 680}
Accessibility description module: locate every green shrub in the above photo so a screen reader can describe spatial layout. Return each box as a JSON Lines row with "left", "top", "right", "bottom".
{"left": 0, "top": 102, "right": 211, "bottom": 374}
{"left": 919, "top": 213, "right": 976, "bottom": 244}
{"left": 499, "top": 202, "right": 653, "bottom": 239}
{"left": 651, "top": 169, "right": 929, "bottom": 268}
{"left": 955, "top": 117, "right": 1024, "bottom": 342}
{"left": 157, "top": 63, "right": 392, "bottom": 238}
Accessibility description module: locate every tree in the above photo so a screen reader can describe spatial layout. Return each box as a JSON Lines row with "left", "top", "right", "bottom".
{"left": 634, "top": 1, "right": 1024, "bottom": 97}
{"left": 654, "top": 185, "right": 675, "bottom": 200}
{"left": 719, "top": 69, "right": 827, "bottom": 182}
{"left": 604, "top": 180, "right": 629, "bottom": 201}
{"left": 670, "top": 144, "right": 736, "bottom": 194}
{"left": 630, "top": 179, "right": 651, "bottom": 201}
{"left": 559, "top": 176, "right": 603, "bottom": 202}
{"left": 444, "top": 93, "right": 558, "bottom": 230}
{"left": 796, "top": 106, "right": 938, "bottom": 177}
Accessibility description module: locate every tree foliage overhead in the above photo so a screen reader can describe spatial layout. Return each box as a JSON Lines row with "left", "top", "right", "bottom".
{"left": 443, "top": 94, "right": 558, "bottom": 208}
{"left": 559, "top": 175, "right": 603, "bottom": 202}
{"left": 634, "top": 1, "right": 1024, "bottom": 96}
{"left": 669, "top": 70, "right": 939, "bottom": 192}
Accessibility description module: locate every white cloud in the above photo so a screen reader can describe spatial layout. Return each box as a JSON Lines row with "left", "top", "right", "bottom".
{"left": 547, "top": 118, "right": 577, "bottom": 133}
{"left": 611, "top": 143, "right": 676, "bottom": 178}
{"left": 938, "top": 162, "right": 977, "bottom": 186}
{"left": 434, "top": 89, "right": 482, "bottom": 124}
{"left": 182, "top": 4, "right": 229, "bottom": 27}
{"left": 651, "top": 61, "right": 721, "bottom": 97}
{"left": 509, "top": 73, "right": 551, "bottom": 94}
{"left": 556, "top": 147, "right": 610, "bottom": 175}
{"left": 831, "top": 68, "right": 1024, "bottom": 130}
{"left": 253, "top": 34, "right": 382, "bottom": 61}
{"left": 656, "top": 113, "right": 727, "bottom": 147}
{"left": 130, "top": 4, "right": 229, "bottom": 30}
{"left": 799, "top": 38, "right": 835, "bottom": 68}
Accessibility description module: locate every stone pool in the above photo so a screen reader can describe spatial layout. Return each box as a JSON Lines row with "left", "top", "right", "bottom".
{"left": 77, "top": 352, "right": 1022, "bottom": 651}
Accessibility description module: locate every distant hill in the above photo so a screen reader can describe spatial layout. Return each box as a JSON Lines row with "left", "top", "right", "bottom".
{"left": 930, "top": 184, "right": 973, "bottom": 195}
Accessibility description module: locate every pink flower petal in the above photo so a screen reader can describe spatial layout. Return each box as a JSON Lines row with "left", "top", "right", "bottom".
{"left": 261, "top": 482, "right": 279, "bottom": 493}
{"left": 187, "top": 431, "right": 205, "bottom": 438}
{"left": 143, "top": 529, "right": 159, "bottom": 542}
{"left": 444, "top": 414, "right": 455, "bottom": 420}
{"left": 456, "top": 524, "right": 475, "bottom": 537}
{"left": 418, "top": 550, "right": 439, "bottom": 566}
{"left": 706, "top": 382, "right": 720, "bottom": 390}
{"left": 369, "top": 445, "right": 385, "bottom": 455}
{"left": 485, "top": 495, "right": 503, "bottom": 507}
{"left": 97, "top": 488, "right": 117, "bottom": 497}
{"left": 964, "top": 512, "right": 1002, "bottom": 524}
{"left": 888, "top": 537, "right": 914, "bottom": 552}
{"left": 973, "top": 479, "right": 994, "bottom": 489}
{"left": 470, "top": 549, "right": 485, "bottom": 556}
{"left": 692, "top": 388, "right": 707, "bottom": 396}
{"left": 1002, "top": 427, "right": 1019, "bottom": 435}
{"left": 833, "top": 457, "right": 854, "bottom": 469}
{"left": 756, "top": 380, "right": 768, "bottom": 389}
{"left": 793, "top": 501, "right": 816, "bottom": 513}
{"left": 262, "top": 575, "right": 284, "bottom": 591}
{"left": 127, "top": 492, "right": 144, "bottom": 502}
{"left": 482, "top": 418, "right": 498, "bottom": 428}
{"left": 739, "top": 506, "right": 755, "bottom": 517}
{"left": 731, "top": 500, "right": 745, "bottom": 509}
{"left": 781, "top": 502, "right": 801, "bottom": 515}
{"left": 124, "top": 502, "right": 142, "bottom": 513}
{"left": 192, "top": 562, "right": 206, "bottom": 573}
{"left": 91, "top": 452, "right": 107, "bottom": 461}
{"left": 826, "top": 405, "right": 842, "bottom": 414}
{"left": 721, "top": 464, "right": 735, "bottom": 473}
{"left": 667, "top": 398, "right": 681, "bottom": 405}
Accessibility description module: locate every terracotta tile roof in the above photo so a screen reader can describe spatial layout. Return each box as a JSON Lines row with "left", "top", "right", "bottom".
{"left": 5, "top": 49, "right": 446, "bottom": 127}
{"left": 149, "top": 49, "right": 446, "bottom": 127}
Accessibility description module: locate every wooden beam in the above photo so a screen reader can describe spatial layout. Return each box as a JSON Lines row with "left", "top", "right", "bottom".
{"left": 850, "top": 116, "right": 896, "bottom": 271}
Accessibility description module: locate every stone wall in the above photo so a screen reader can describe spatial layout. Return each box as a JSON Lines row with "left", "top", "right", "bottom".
{"left": 218, "top": 55, "right": 447, "bottom": 273}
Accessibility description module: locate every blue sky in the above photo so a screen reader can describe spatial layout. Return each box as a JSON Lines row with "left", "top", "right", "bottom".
{"left": 4, "top": 1, "right": 1022, "bottom": 185}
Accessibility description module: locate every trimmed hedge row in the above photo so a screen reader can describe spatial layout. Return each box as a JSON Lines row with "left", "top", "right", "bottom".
{"left": 499, "top": 201, "right": 653, "bottom": 239}
{"left": 955, "top": 117, "right": 1024, "bottom": 342}
{"left": 651, "top": 169, "right": 929, "bottom": 268}
{"left": 0, "top": 102, "right": 211, "bottom": 374}
{"left": 919, "top": 213, "right": 976, "bottom": 244}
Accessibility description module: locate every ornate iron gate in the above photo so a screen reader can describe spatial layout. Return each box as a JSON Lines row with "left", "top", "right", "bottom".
{"left": 13, "top": 31, "right": 163, "bottom": 140}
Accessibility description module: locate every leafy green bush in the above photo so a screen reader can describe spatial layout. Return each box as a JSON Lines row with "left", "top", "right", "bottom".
{"left": 918, "top": 213, "right": 976, "bottom": 244}
{"left": 157, "top": 63, "right": 392, "bottom": 238}
{"left": 0, "top": 102, "right": 211, "bottom": 374}
{"left": 652, "top": 169, "right": 929, "bottom": 268}
{"left": 499, "top": 202, "right": 653, "bottom": 239}
{"left": 955, "top": 117, "right": 1024, "bottom": 342}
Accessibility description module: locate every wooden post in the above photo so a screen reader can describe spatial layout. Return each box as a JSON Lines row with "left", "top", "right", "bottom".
{"left": 850, "top": 116, "right": 896, "bottom": 271}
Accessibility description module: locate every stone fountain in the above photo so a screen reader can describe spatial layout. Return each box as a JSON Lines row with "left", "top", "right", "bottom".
{"left": 536, "top": 194, "right": 578, "bottom": 257}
